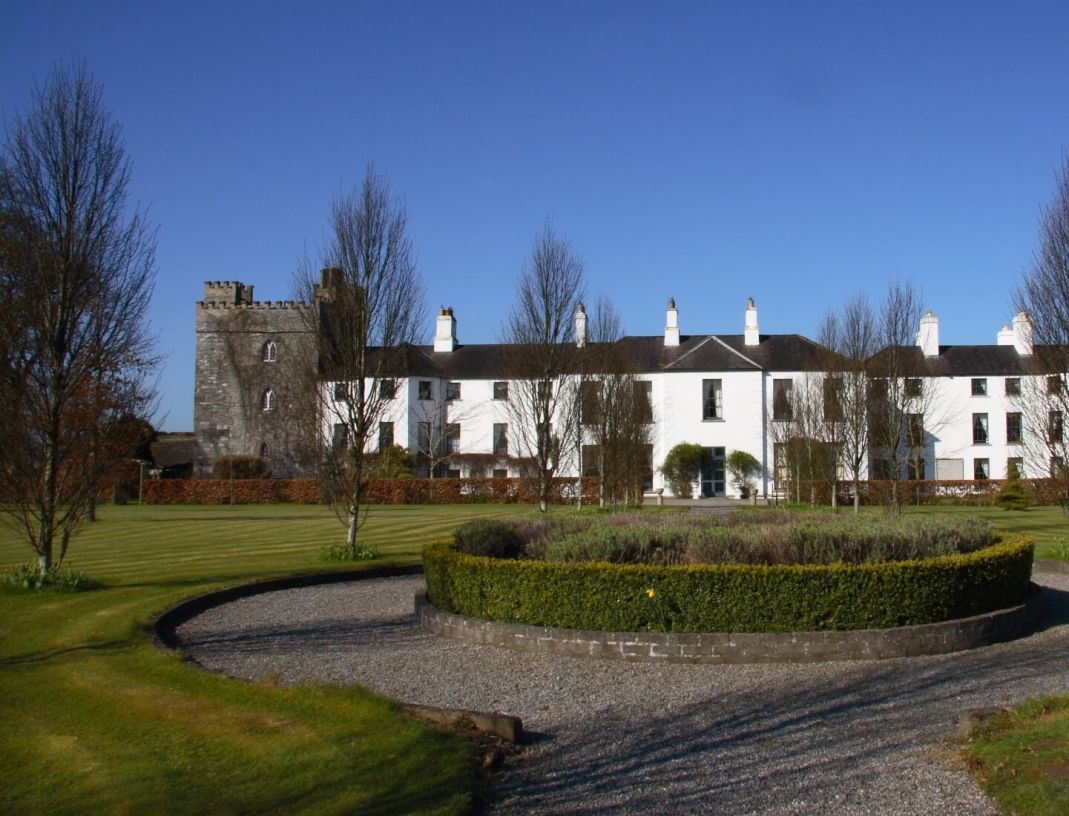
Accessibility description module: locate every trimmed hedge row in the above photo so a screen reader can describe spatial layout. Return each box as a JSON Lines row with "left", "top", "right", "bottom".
{"left": 422, "top": 533, "right": 1034, "bottom": 633}
{"left": 799, "top": 479, "right": 1067, "bottom": 507}
{"left": 142, "top": 477, "right": 598, "bottom": 505}
{"left": 142, "top": 479, "right": 321, "bottom": 504}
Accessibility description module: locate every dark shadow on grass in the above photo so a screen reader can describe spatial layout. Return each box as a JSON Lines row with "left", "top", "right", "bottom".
{"left": 0, "top": 638, "right": 134, "bottom": 667}
{"left": 134, "top": 514, "right": 329, "bottom": 523}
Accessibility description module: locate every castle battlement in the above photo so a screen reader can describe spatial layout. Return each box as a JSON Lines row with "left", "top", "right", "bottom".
{"left": 197, "top": 299, "right": 306, "bottom": 310}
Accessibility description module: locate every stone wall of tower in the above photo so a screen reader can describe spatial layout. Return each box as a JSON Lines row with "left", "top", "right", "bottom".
{"left": 194, "top": 281, "right": 318, "bottom": 477}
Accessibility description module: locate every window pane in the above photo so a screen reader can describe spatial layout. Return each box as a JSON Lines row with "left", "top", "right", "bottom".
{"left": 493, "top": 381, "right": 508, "bottom": 400}
{"left": 773, "top": 379, "right": 792, "bottom": 421}
{"left": 378, "top": 422, "right": 394, "bottom": 450}
{"left": 581, "top": 381, "right": 600, "bottom": 424}
{"left": 973, "top": 458, "right": 989, "bottom": 480}
{"left": 493, "top": 423, "right": 508, "bottom": 455}
{"left": 908, "top": 413, "right": 924, "bottom": 447}
{"left": 446, "top": 382, "right": 461, "bottom": 400}
{"left": 1006, "top": 412, "right": 1022, "bottom": 444}
{"left": 1005, "top": 378, "right": 1021, "bottom": 397}
{"left": 332, "top": 423, "right": 348, "bottom": 449}
{"left": 634, "top": 381, "right": 653, "bottom": 422}
{"left": 418, "top": 381, "right": 432, "bottom": 400}
{"left": 972, "top": 413, "right": 988, "bottom": 444}
{"left": 824, "top": 377, "right": 843, "bottom": 421}
{"left": 971, "top": 378, "right": 987, "bottom": 396}
{"left": 703, "top": 379, "right": 722, "bottom": 420}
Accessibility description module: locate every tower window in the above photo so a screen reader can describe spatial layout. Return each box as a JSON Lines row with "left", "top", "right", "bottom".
{"left": 262, "top": 341, "right": 277, "bottom": 362}
{"left": 261, "top": 388, "right": 275, "bottom": 412}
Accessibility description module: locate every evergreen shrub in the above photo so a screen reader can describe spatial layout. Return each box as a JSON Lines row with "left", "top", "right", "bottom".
{"left": 423, "top": 525, "right": 1034, "bottom": 632}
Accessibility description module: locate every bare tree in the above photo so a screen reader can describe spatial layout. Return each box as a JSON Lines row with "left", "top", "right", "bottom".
{"left": 295, "top": 166, "right": 425, "bottom": 555}
{"left": 767, "top": 373, "right": 829, "bottom": 506}
{"left": 409, "top": 381, "right": 487, "bottom": 477}
{"left": 867, "top": 280, "right": 936, "bottom": 511}
{"left": 1015, "top": 158, "right": 1069, "bottom": 512}
{"left": 818, "top": 294, "right": 876, "bottom": 512}
{"left": 0, "top": 63, "right": 157, "bottom": 574}
{"left": 503, "top": 220, "right": 585, "bottom": 512}
{"left": 581, "top": 297, "right": 653, "bottom": 507}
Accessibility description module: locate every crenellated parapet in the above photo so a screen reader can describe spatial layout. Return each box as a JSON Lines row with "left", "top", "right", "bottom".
{"left": 197, "top": 299, "right": 307, "bottom": 310}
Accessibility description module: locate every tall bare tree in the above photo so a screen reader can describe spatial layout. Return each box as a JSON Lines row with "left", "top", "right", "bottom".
{"left": 1015, "top": 158, "right": 1069, "bottom": 512}
{"left": 867, "top": 280, "right": 936, "bottom": 511}
{"left": 410, "top": 381, "right": 486, "bottom": 477}
{"left": 295, "top": 166, "right": 424, "bottom": 555}
{"left": 0, "top": 63, "right": 157, "bottom": 574}
{"left": 581, "top": 297, "right": 653, "bottom": 507}
{"left": 504, "top": 220, "right": 585, "bottom": 512}
{"left": 818, "top": 293, "right": 876, "bottom": 512}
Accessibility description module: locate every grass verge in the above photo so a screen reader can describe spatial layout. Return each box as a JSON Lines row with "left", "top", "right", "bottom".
{"left": 0, "top": 503, "right": 528, "bottom": 815}
{"left": 964, "top": 696, "right": 1069, "bottom": 816}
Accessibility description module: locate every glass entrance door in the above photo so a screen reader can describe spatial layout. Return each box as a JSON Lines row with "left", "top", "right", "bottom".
{"left": 700, "top": 447, "right": 726, "bottom": 497}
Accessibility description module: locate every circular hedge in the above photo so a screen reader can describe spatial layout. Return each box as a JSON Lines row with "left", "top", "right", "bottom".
{"left": 421, "top": 533, "right": 1034, "bottom": 633}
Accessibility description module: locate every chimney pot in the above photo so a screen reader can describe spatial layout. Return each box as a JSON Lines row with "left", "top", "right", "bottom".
{"left": 575, "top": 302, "right": 588, "bottom": 348}
{"left": 744, "top": 298, "right": 760, "bottom": 346}
{"left": 665, "top": 298, "right": 680, "bottom": 347}
{"left": 917, "top": 311, "right": 940, "bottom": 357}
{"left": 1012, "top": 310, "right": 1033, "bottom": 356}
{"left": 435, "top": 306, "right": 458, "bottom": 352}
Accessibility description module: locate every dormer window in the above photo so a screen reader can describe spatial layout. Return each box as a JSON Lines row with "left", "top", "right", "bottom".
{"left": 261, "top": 388, "right": 275, "bottom": 412}
{"left": 262, "top": 341, "right": 277, "bottom": 362}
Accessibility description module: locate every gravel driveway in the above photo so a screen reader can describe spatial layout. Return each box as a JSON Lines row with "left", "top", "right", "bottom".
{"left": 176, "top": 572, "right": 1069, "bottom": 815}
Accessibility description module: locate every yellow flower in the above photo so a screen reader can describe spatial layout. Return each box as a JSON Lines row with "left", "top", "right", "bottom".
{"left": 646, "top": 588, "right": 656, "bottom": 599}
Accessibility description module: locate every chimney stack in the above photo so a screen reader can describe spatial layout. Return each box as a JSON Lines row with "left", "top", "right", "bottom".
{"left": 664, "top": 298, "right": 680, "bottom": 347}
{"left": 575, "top": 302, "right": 587, "bottom": 348}
{"left": 917, "top": 310, "right": 940, "bottom": 357}
{"left": 1012, "top": 310, "right": 1033, "bottom": 356}
{"left": 997, "top": 324, "right": 1015, "bottom": 346}
{"left": 744, "top": 297, "right": 760, "bottom": 346}
{"left": 434, "top": 307, "right": 457, "bottom": 353}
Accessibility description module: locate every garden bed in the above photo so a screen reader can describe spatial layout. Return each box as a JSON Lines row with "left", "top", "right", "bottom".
{"left": 422, "top": 512, "right": 1034, "bottom": 633}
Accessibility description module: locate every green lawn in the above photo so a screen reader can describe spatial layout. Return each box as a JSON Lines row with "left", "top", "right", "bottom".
{"left": 2, "top": 501, "right": 1065, "bottom": 814}
{"left": 0, "top": 503, "right": 530, "bottom": 815}
{"left": 964, "top": 697, "right": 1069, "bottom": 816}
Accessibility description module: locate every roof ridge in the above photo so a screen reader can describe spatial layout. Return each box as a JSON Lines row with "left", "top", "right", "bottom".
{"left": 662, "top": 335, "right": 717, "bottom": 369}
{"left": 709, "top": 335, "right": 762, "bottom": 369}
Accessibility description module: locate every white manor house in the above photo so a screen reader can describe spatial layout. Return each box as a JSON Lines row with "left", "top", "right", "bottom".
{"left": 194, "top": 276, "right": 1055, "bottom": 498}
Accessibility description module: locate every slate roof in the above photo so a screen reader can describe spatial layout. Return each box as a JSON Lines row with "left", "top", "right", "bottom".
{"left": 150, "top": 433, "right": 195, "bottom": 468}
{"left": 354, "top": 337, "right": 1050, "bottom": 380}
{"left": 376, "top": 333, "right": 840, "bottom": 378}
{"left": 872, "top": 345, "right": 1041, "bottom": 377}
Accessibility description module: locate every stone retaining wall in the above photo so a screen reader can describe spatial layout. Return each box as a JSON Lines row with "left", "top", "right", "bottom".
{"left": 415, "top": 586, "right": 1043, "bottom": 664}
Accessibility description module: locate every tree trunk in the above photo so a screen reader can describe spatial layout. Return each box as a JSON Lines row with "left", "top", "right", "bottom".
{"left": 39, "top": 422, "right": 59, "bottom": 574}
{"left": 346, "top": 459, "right": 363, "bottom": 552}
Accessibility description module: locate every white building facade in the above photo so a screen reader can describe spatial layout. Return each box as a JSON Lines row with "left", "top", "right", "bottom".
{"left": 199, "top": 276, "right": 1059, "bottom": 497}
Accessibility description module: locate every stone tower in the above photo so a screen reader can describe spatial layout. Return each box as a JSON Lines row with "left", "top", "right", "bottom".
{"left": 194, "top": 280, "right": 318, "bottom": 477}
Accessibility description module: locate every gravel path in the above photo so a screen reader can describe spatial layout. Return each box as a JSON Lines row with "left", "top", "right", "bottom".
{"left": 176, "top": 573, "right": 1069, "bottom": 815}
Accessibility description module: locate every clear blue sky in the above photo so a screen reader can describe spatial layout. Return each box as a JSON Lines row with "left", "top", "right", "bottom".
{"left": 4, "top": 1, "right": 1069, "bottom": 431}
